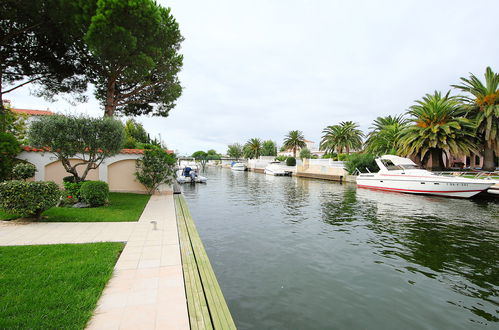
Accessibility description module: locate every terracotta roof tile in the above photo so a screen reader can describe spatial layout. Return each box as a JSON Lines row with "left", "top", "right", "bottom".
{"left": 12, "top": 108, "right": 55, "bottom": 116}
{"left": 22, "top": 146, "right": 174, "bottom": 154}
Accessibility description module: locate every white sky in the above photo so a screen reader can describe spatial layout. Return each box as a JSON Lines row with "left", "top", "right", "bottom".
{"left": 8, "top": 0, "right": 499, "bottom": 155}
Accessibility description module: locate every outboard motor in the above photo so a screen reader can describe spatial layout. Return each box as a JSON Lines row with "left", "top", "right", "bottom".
{"left": 190, "top": 170, "right": 197, "bottom": 183}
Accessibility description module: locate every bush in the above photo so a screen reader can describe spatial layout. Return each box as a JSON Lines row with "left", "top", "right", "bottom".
{"left": 12, "top": 163, "right": 37, "bottom": 180}
{"left": 0, "top": 181, "right": 60, "bottom": 219}
{"left": 0, "top": 132, "right": 21, "bottom": 181}
{"left": 135, "top": 148, "right": 176, "bottom": 194}
{"left": 286, "top": 157, "right": 296, "bottom": 166}
{"left": 80, "top": 181, "right": 109, "bottom": 207}
{"left": 275, "top": 155, "right": 287, "bottom": 162}
{"left": 299, "top": 148, "right": 312, "bottom": 159}
{"left": 338, "top": 153, "right": 348, "bottom": 161}
{"left": 344, "top": 153, "right": 378, "bottom": 174}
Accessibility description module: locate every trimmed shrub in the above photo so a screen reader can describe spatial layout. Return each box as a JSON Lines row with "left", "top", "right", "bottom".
{"left": 80, "top": 181, "right": 109, "bottom": 207}
{"left": 286, "top": 157, "right": 296, "bottom": 166}
{"left": 12, "top": 163, "right": 37, "bottom": 180}
{"left": 338, "top": 153, "right": 348, "bottom": 161}
{"left": 0, "top": 181, "right": 60, "bottom": 219}
{"left": 345, "top": 153, "right": 378, "bottom": 174}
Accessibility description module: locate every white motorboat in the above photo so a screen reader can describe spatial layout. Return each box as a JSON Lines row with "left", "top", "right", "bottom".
{"left": 264, "top": 161, "right": 291, "bottom": 176}
{"left": 176, "top": 167, "right": 207, "bottom": 184}
{"left": 356, "top": 155, "right": 494, "bottom": 198}
{"left": 231, "top": 162, "right": 247, "bottom": 171}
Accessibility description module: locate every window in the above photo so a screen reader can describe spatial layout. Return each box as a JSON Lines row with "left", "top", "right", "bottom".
{"left": 381, "top": 159, "right": 403, "bottom": 170}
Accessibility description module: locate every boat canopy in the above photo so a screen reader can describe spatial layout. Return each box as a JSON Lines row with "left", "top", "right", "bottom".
{"left": 379, "top": 155, "right": 417, "bottom": 166}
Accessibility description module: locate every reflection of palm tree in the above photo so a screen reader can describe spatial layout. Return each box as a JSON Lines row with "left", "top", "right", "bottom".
{"left": 398, "top": 91, "right": 478, "bottom": 170}
{"left": 282, "top": 130, "right": 306, "bottom": 158}
{"left": 319, "top": 187, "right": 359, "bottom": 225}
{"left": 320, "top": 121, "right": 364, "bottom": 155}
{"left": 452, "top": 67, "right": 499, "bottom": 171}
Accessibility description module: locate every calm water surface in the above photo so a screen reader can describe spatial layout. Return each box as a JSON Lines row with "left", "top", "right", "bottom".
{"left": 181, "top": 167, "right": 499, "bottom": 330}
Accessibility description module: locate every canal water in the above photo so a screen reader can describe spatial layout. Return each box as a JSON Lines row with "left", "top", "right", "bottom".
{"left": 181, "top": 167, "right": 499, "bottom": 330}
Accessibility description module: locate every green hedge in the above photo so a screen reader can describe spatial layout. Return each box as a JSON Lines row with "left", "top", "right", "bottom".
{"left": 80, "top": 181, "right": 109, "bottom": 207}
{"left": 0, "top": 181, "right": 60, "bottom": 219}
{"left": 345, "top": 153, "right": 378, "bottom": 174}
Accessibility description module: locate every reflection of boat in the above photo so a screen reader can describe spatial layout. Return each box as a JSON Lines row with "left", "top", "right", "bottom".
{"left": 176, "top": 166, "right": 207, "bottom": 184}
{"left": 231, "top": 162, "right": 247, "bottom": 171}
{"left": 356, "top": 155, "right": 494, "bottom": 198}
{"left": 264, "top": 161, "right": 292, "bottom": 176}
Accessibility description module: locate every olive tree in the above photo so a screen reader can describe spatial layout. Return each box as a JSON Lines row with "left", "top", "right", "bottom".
{"left": 29, "top": 115, "right": 125, "bottom": 181}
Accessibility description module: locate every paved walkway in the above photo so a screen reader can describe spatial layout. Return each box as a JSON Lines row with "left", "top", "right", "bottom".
{"left": 0, "top": 194, "right": 189, "bottom": 330}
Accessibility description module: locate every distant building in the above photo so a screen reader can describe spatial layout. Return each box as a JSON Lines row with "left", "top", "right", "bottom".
{"left": 3, "top": 99, "right": 54, "bottom": 126}
{"left": 278, "top": 139, "right": 325, "bottom": 158}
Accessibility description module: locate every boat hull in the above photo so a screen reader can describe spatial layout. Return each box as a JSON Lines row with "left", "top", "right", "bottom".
{"left": 356, "top": 178, "right": 491, "bottom": 198}
{"left": 231, "top": 166, "right": 246, "bottom": 171}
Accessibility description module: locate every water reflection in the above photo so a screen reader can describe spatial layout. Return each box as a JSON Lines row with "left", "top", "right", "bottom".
{"left": 183, "top": 167, "right": 499, "bottom": 329}
{"left": 320, "top": 187, "right": 499, "bottom": 323}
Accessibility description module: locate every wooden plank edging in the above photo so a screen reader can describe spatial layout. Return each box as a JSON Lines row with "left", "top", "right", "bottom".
{"left": 174, "top": 195, "right": 237, "bottom": 330}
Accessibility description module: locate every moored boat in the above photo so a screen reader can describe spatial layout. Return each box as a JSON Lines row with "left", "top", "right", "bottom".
{"left": 176, "top": 166, "right": 207, "bottom": 184}
{"left": 264, "top": 161, "right": 292, "bottom": 176}
{"left": 231, "top": 162, "right": 247, "bottom": 171}
{"left": 356, "top": 155, "right": 494, "bottom": 198}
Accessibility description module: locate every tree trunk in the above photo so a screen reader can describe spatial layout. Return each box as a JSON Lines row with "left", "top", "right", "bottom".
{"left": 104, "top": 75, "right": 117, "bottom": 117}
{"left": 428, "top": 148, "right": 444, "bottom": 171}
{"left": 293, "top": 147, "right": 296, "bottom": 158}
{"left": 482, "top": 147, "right": 496, "bottom": 171}
{"left": 346, "top": 146, "right": 350, "bottom": 155}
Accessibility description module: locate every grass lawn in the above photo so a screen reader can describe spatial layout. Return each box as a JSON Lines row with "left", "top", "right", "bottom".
{"left": 0, "top": 242, "right": 124, "bottom": 329}
{"left": 0, "top": 192, "right": 150, "bottom": 222}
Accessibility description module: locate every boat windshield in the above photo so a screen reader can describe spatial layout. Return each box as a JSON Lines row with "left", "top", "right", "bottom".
{"left": 400, "top": 164, "right": 422, "bottom": 170}
{"left": 381, "top": 159, "right": 404, "bottom": 171}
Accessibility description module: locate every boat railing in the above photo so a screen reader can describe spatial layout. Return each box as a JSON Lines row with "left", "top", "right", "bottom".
{"left": 434, "top": 171, "right": 499, "bottom": 180}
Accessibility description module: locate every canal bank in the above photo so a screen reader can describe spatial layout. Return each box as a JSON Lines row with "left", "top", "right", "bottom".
{"left": 182, "top": 167, "right": 499, "bottom": 330}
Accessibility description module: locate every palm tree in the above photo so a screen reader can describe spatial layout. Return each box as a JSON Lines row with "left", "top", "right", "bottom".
{"left": 452, "top": 67, "right": 499, "bottom": 171}
{"left": 227, "top": 143, "right": 243, "bottom": 159}
{"left": 398, "top": 91, "right": 478, "bottom": 170}
{"left": 282, "top": 130, "right": 306, "bottom": 158}
{"left": 319, "top": 121, "right": 364, "bottom": 155}
{"left": 365, "top": 115, "right": 409, "bottom": 156}
{"left": 244, "top": 138, "right": 262, "bottom": 159}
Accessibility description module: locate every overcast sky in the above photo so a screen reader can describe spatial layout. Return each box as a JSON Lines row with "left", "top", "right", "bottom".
{"left": 8, "top": 0, "right": 499, "bottom": 155}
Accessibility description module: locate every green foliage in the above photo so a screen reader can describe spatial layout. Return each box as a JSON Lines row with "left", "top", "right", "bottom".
{"left": 3, "top": 106, "right": 28, "bottom": 142}
{"left": 320, "top": 121, "right": 364, "bottom": 155}
{"left": 338, "top": 153, "right": 348, "bottom": 161}
{"left": 398, "top": 91, "right": 478, "bottom": 170}
{"left": 261, "top": 140, "right": 277, "bottom": 156}
{"left": 244, "top": 138, "right": 262, "bottom": 159}
{"left": 123, "top": 119, "right": 151, "bottom": 148}
{"left": 227, "top": 143, "right": 243, "bottom": 159}
{"left": 286, "top": 157, "right": 296, "bottom": 166}
{"left": 345, "top": 153, "right": 378, "bottom": 175}
{"left": 12, "top": 163, "right": 36, "bottom": 180}
{"left": 206, "top": 149, "right": 221, "bottom": 160}
{"left": 0, "top": 132, "right": 21, "bottom": 181}
{"left": 136, "top": 148, "right": 176, "bottom": 194}
{"left": 299, "top": 147, "right": 312, "bottom": 159}
{"left": 452, "top": 67, "right": 499, "bottom": 170}
{"left": 29, "top": 115, "right": 124, "bottom": 181}
{"left": 365, "top": 115, "right": 408, "bottom": 156}
{"left": 0, "top": 0, "right": 88, "bottom": 116}
{"left": 63, "top": 181, "right": 84, "bottom": 202}
{"left": 322, "top": 152, "right": 337, "bottom": 159}
{"left": 275, "top": 155, "right": 288, "bottom": 162}
{"left": 282, "top": 130, "right": 306, "bottom": 158}
{"left": 80, "top": 0, "right": 184, "bottom": 116}
{"left": 0, "top": 181, "right": 60, "bottom": 219}
{"left": 80, "top": 181, "right": 109, "bottom": 207}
